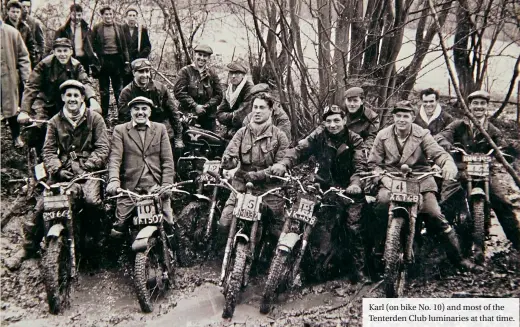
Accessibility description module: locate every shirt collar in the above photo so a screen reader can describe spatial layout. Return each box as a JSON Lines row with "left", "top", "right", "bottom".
{"left": 393, "top": 125, "right": 412, "bottom": 140}
{"left": 132, "top": 120, "right": 151, "bottom": 128}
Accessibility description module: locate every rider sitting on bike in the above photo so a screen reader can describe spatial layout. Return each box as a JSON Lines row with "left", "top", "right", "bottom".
{"left": 13, "top": 80, "right": 109, "bottom": 268}
{"left": 434, "top": 90, "right": 520, "bottom": 251}
{"left": 271, "top": 104, "right": 369, "bottom": 284}
{"left": 17, "top": 38, "right": 101, "bottom": 154}
{"left": 368, "top": 101, "right": 480, "bottom": 272}
{"left": 107, "top": 96, "right": 175, "bottom": 234}
{"left": 217, "top": 92, "right": 290, "bottom": 250}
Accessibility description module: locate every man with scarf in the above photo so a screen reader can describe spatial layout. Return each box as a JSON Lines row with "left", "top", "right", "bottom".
{"left": 122, "top": 7, "right": 151, "bottom": 85}
{"left": 435, "top": 90, "right": 520, "bottom": 260}
{"left": 270, "top": 104, "right": 369, "bottom": 284}
{"left": 216, "top": 61, "right": 254, "bottom": 139}
{"left": 414, "top": 88, "right": 453, "bottom": 135}
{"left": 174, "top": 44, "right": 222, "bottom": 132}
{"left": 7, "top": 80, "right": 109, "bottom": 270}
{"left": 343, "top": 86, "right": 380, "bottom": 151}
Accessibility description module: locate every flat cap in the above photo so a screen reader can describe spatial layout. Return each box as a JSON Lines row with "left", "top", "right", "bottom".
{"left": 250, "top": 83, "right": 270, "bottom": 96}
{"left": 6, "top": 0, "right": 22, "bottom": 9}
{"left": 193, "top": 44, "right": 213, "bottom": 55}
{"left": 59, "top": 80, "right": 85, "bottom": 93}
{"left": 125, "top": 6, "right": 138, "bottom": 14}
{"left": 392, "top": 100, "right": 416, "bottom": 114}
{"left": 468, "top": 90, "right": 490, "bottom": 102}
{"left": 131, "top": 58, "right": 151, "bottom": 71}
{"left": 227, "top": 61, "right": 247, "bottom": 74}
{"left": 128, "top": 96, "right": 154, "bottom": 108}
{"left": 53, "top": 37, "right": 72, "bottom": 49}
{"left": 99, "top": 5, "right": 113, "bottom": 14}
{"left": 344, "top": 87, "right": 364, "bottom": 99}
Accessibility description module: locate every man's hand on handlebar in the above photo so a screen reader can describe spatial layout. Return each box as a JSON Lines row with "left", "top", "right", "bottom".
{"left": 270, "top": 163, "right": 287, "bottom": 177}
{"left": 345, "top": 184, "right": 362, "bottom": 195}
{"left": 58, "top": 169, "right": 74, "bottom": 181}
{"left": 106, "top": 180, "right": 121, "bottom": 195}
{"left": 17, "top": 112, "right": 31, "bottom": 124}
{"left": 442, "top": 161, "right": 458, "bottom": 181}
{"left": 381, "top": 176, "right": 392, "bottom": 190}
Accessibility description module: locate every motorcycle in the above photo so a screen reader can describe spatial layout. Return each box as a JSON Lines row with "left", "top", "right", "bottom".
{"left": 108, "top": 183, "right": 190, "bottom": 313}
{"left": 39, "top": 170, "right": 106, "bottom": 314}
{"left": 361, "top": 165, "right": 438, "bottom": 298}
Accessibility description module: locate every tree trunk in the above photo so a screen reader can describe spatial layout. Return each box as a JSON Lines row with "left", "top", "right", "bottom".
{"left": 332, "top": 0, "right": 350, "bottom": 105}
{"left": 453, "top": 0, "right": 475, "bottom": 98}
{"left": 362, "top": 0, "right": 386, "bottom": 73}
{"left": 317, "top": 0, "right": 332, "bottom": 106}
{"left": 349, "top": 0, "right": 365, "bottom": 76}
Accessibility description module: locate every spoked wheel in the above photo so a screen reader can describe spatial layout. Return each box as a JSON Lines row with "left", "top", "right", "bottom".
{"left": 134, "top": 238, "right": 170, "bottom": 313}
{"left": 471, "top": 198, "right": 486, "bottom": 265}
{"left": 260, "top": 250, "right": 290, "bottom": 314}
{"left": 222, "top": 242, "right": 248, "bottom": 319}
{"left": 384, "top": 217, "right": 406, "bottom": 298}
{"left": 41, "top": 236, "right": 72, "bottom": 314}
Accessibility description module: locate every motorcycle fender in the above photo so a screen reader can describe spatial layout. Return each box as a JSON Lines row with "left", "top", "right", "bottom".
{"left": 391, "top": 206, "right": 410, "bottom": 219}
{"left": 131, "top": 226, "right": 158, "bottom": 252}
{"left": 470, "top": 187, "right": 486, "bottom": 197}
{"left": 46, "top": 224, "right": 65, "bottom": 238}
{"left": 234, "top": 233, "right": 249, "bottom": 245}
{"left": 278, "top": 232, "right": 300, "bottom": 253}
{"left": 194, "top": 194, "right": 212, "bottom": 202}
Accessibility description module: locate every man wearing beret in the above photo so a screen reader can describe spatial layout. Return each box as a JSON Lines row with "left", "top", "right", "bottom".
{"left": 435, "top": 91, "right": 520, "bottom": 257}
{"left": 118, "top": 58, "right": 184, "bottom": 150}
{"left": 9, "top": 80, "right": 109, "bottom": 269}
{"left": 343, "top": 86, "right": 380, "bottom": 151}
{"left": 216, "top": 61, "right": 254, "bottom": 139}
{"left": 174, "top": 44, "right": 222, "bottom": 132}
{"left": 91, "top": 5, "right": 131, "bottom": 117}
{"left": 368, "top": 101, "right": 480, "bottom": 272}
{"left": 414, "top": 88, "right": 453, "bottom": 136}
{"left": 122, "top": 7, "right": 151, "bottom": 85}
{"left": 18, "top": 37, "right": 101, "bottom": 154}
{"left": 107, "top": 96, "right": 175, "bottom": 234}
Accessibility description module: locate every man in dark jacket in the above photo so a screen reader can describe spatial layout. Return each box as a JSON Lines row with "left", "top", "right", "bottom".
{"left": 435, "top": 90, "right": 520, "bottom": 257}
{"left": 216, "top": 61, "right": 254, "bottom": 139}
{"left": 271, "top": 104, "right": 369, "bottom": 283}
{"left": 122, "top": 6, "right": 151, "bottom": 85}
{"left": 343, "top": 87, "right": 380, "bottom": 151}
{"left": 174, "top": 44, "right": 222, "bottom": 132}
{"left": 5, "top": 0, "right": 36, "bottom": 66}
{"left": 91, "top": 5, "right": 131, "bottom": 116}
{"left": 20, "top": 0, "right": 44, "bottom": 66}
{"left": 18, "top": 38, "right": 101, "bottom": 153}
{"left": 414, "top": 88, "right": 453, "bottom": 135}
{"left": 118, "top": 58, "right": 184, "bottom": 150}
{"left": 55, "top": 4, "right": 99, "bottom": 75}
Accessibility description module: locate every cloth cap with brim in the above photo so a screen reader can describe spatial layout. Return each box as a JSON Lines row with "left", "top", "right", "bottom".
{"left": 250, "top": 83, "right": 269, "bottom": 96}
{"left": 131, "top": 58, "right": 151, "bottom": 71}
{"left": 59, "top": 80, "right": 85, "bottom": 94}
{"left": 128, "top": 96, "right": 154, "bottom": 108}
{"left": 53, "top": 37, "right": 72, "bottom": 49}
{"left": 6, "top": 0, "right": 22, "bottom": 9}
{"left": 468, "top": 90, "right": 490, "bottom": 102}
{"left": 392, "top": 100, "right": 416, "bottom": 114}
{"left": 193, "top": 44, "right": 213, "bottom": 55}
{"left": 125, "top": 6, "right": 138, "bottom": 15}
{"left": 227, "top": 62, "right": 247, "bottom": 74}
{"left": 322, "top": 104, "right": 344, "bottom": 120}
{"left": 344, "top": 87, "right": 364, "bottom": 99}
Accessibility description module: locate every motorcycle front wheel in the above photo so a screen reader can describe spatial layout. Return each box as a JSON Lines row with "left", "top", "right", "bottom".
{"left": 222, "top": 241, "right": 248, "bottom": 319}
{"left": 471, "top": 198, "right": 486, "bottom": 265}
{"left": 260, "top": 250, "right": 290, "bottom": 314}
{"left": 384, "top": 217, "right": 406, "bottom": 298}
{"left": 41, "top": 236, "right": 72, "bottom": 314}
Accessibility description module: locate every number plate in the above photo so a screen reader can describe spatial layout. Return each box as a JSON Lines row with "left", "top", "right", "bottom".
{"left": 43, "top": 209, "right": 69, "bottom": 222}
{"left": 390, "top": 193, "right": 419, "bottom": 203}
{"left": 463, "top": 154, "right": 492, "bottom": 163}
{"left": 234, "top": 193, "right": 261, "bottom": 221}
{"left": 467, "top": 161, "right": 490, "bottom": 177}
{"left": 391, "top": 180, "right": 407, "bottom": 194}
{"left": 292, "top": 195, "right": 317, "bottom": 226}
{"left": 201, "top": 160, "right": 221, "bottom": 181}
{"left": 133, "top": 199, "right": 163, "bottom": 225}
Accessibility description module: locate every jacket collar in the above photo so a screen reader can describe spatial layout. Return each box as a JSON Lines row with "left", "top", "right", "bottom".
{"left": 246, "top": 121, "right": 273, "bottom": 142}
{"left": 346, "top": 105, "right": 378, "bottom": 125}
{"left": 381, "top": 124, "right": 427, "bottom": 164}
{"left": 126, "top": 121, "right": 156, "bottom": 152}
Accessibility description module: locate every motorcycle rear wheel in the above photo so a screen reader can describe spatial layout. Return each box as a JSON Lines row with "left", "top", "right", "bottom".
{"left": 42, "top": 236, "right": 71, "bottom": 314}
{"left": 471, "top": 198, "right": 486, "bottom": 265}
{"left": 222, "top": 242, "right": 248, "bottom": 319}
{"left": 384, "top": 217, "right": 406, "bottom": 298}
{"left": 260, "top": 250, "right": 290, "bottom": 314}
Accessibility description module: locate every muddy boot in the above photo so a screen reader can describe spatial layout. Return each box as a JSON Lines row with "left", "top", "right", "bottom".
{"left": 349, "top": 235, "right": 370, "bottom": 285}
{"left": 442, "top": 229, "right": 483, "bottom": 273}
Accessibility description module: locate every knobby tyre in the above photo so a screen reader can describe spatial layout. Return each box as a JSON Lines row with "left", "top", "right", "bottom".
{"left": 42, "top": 236, "right": 71, "bottom": 314}
{"left": 471, "top": 198, "right": 486, "bottom": 264}
{"left": 260, "top": 250, "right": 289, "bottom": 314}
{"left": 222, "top": 242, "right": 248, "bottom": 319}
{"left": 384, "top": 217, "right": 406, "bottom": 298}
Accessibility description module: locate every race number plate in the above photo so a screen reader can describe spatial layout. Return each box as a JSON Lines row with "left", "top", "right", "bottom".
{"left": 235, "top": 193, "right": 261, "bottom": 221}
{"left": 201, "top": 160, "right": 221, "bottom": 181}
{"left": 133, "top": 199, "right": 163, "bottom": 225}
{"left": 292, "top": 195, "right": 317, "bottom": 226}
{"left": 390, "top": 193, "right": 419, "bottom": 203}
{"left": 464, "top": 154, "right": 490, "bottom": 177}
{"left": 391, "top": 180, "right": 408, "bottom": 194}
{"left": 43, "top": 209, "right": 69, "bottom": 222}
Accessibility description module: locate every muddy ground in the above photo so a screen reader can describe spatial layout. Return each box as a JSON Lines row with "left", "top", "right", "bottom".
{"left": 1, "top": 124, "right": 519, "bottom": 327}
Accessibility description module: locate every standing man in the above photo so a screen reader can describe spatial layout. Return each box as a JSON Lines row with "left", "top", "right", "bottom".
{"left": 4, "top": 0, "right": 36, "bottom": 65}
{"left": 91, "top": 5, "right": 131, "bottom": 117}
{"left": 414, "top": 88, "right": 453, "bottom": 135}
{"left": 55, "top": 3, "right": 99, "bottom": 76}
{"left": 174, "top": 44, "right": 222, "bottom": 132}
{"left": 216, "top": 61, "right": 254, "bottom": 139}
{"left": 107, "top": 96, "right": 175, "bottom": 234}
{"left": 118, "top": 58, "right": 184, "bottom": 151}
{"left": 122, "top": 6, "right": 151, "bottom": 85}
{"left": 0, "top": 18, "right": 31, "bottom": 148}
{"left": 343, "top": 86, "right": 380, "bottom": 151}
{"left": 20, "top": 0, "right": 45, "bottom": 67}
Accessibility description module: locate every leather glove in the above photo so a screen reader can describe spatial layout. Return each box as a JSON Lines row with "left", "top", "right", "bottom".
{"left": 345, "top": 184, "right": 362, "bottom": 195}
{"left": 174, "top": 138, "right": 185, "bottom": 149}
{"left": 244, "top": 171, "right": 265, "bottom": 183}
{"left": 17, "top": 112, "right": 31, "bottom": 124}
{"left": 58, "top": 169, "right": 74, "bottom": 181}
{"left": 161, "top": 184, "right": 173, "bottom": 199}
{"left": 221, "top": 154, "right": 235, "bottom": 170}
{"left": 106, "top": 180, "right": 121, "bottom": 195}
{"left": 71, "top": 161, "right": 85, "bottom": 175}
{"left": 381, "top": 176, "right": 392, "bottom": 190}
{"left": 270, "top": 163, "right": 287, "bottom": 177}
{"left": 442, "top": 160, "right": 458, "bottom": 181}
{"left": 195, "top": 105, "right": 206, "bottom": 115}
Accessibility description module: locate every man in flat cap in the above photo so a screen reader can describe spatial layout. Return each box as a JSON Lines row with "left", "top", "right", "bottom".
{"left": 414, "top": 88, "right": 453, "bottom": 136}
{"left": 107, "top": 96, "right": 176, "bottom": 234}
{"left": 174, "top": 44, "right": 222, "bottom": 132}
{"left": 122, "top": 6, "right": 151, "bottom": 85}
{"left": 91, "top": 5, "right": 131, "bottom": 117}
{"left": 368, "top": 101, "right": 480, "bottom": 272}
{"left": 118, "top": 58, "right": 184, "bottom": 151}
{"left": 343, "top": 86, "right": 380, "bottom": 151}
{"left": 216, "top": 61, "right": 254, "bottom": 139}
{"left": 435, "top": 91, "right": 520, "bottom": 257}
{"left": 18, "top": 37, "right": 101, "bottom": 155}
{"left": 9, "top": 80, "right": 109, "bottom": 269}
